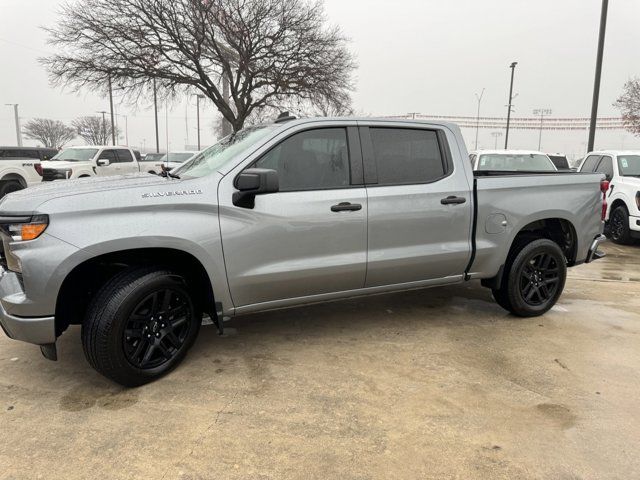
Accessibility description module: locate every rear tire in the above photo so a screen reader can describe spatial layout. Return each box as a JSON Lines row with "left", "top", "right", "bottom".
{"left": 0, "top": 180, "right": 24, "bottom": 198}
{"left": 492, "top": 238, "right": 567, "bottom": 317}
{"left": 82, "top": 267, "right": 201, "bottom": 387}
{"left": 608, "top": 205, "right": 633, "bottom": 245}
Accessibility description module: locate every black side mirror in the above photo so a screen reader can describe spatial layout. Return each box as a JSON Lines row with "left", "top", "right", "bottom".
{"left": 233, "top": 168, "right": 279, "bottom": 208}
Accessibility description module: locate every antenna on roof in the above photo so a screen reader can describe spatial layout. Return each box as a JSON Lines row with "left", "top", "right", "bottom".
{"left": 275, "top": 111, "right": 297, "bottom": 123}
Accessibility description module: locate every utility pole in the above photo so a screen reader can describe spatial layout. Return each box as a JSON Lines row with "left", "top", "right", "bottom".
{"left": 222, "top": 74, "right": 232, "bottom": 137}
{"left": 107, "top": 74, "right": 116, "bottom": 145}
{"left": 588, "top": 0, "right": 609, "bottom": 152}
{"left": 474, "top": 88, "right": 485, "bottom": 150}
{"left": 196, "top": 94, "right": 205, "bottom": 150}
{"left": 505, "top": 61, "right": 518, "bottom": 149}
{"left": 5, "top": 104, "right": 22, "bottom": 146}
{"left": 153, "top": 78, "right": 160, "bottom": 153}
{"left": 533, "top": 109, "right": 552, "bottom": 150}
{"left": 491, "top": 131, "right": 503, "bottom": 149}
{"left": 96, "top": 111, "right": 108, "bottom": 144}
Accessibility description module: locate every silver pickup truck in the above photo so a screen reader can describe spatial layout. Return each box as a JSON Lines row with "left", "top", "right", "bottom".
{"left": 0, "top": 117, "right": 606, "bottom": 386}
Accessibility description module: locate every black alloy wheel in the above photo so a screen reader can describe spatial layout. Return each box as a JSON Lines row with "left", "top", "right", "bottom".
{"left": 519, "top": 252, "right": 560, "bottom": 306}
{"left": 123, "top": 288, "right": 193, "bottom": 369}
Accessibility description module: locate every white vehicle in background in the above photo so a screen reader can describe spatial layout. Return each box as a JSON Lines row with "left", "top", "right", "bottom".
{"left": 0, "top": 146, "right": 53, "bottom": 197}
{"left": 157, "top": 151, "right": 198, "bottom": 172}
{"left": 41, "top": 146, "right": 157, "bottom": 180}
{"left": 578, "top": 151, "right": 640, "bottom": 244}
{"left": 469, "top": 150, "right": 558, "bottom": 172}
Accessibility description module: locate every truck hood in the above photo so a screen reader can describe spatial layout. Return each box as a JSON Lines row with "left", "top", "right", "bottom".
{"left": 41, "top": 160, "right": 94, "bottom": 169}
{"left": 0, "top": 174, "right": 171, "bottom": 212}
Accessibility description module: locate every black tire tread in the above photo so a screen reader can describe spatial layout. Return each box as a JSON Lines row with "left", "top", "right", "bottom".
{"left": 82, "top": 266, "right": 195, "bottom": 386}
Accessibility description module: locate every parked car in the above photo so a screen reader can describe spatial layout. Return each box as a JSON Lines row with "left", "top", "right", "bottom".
{"left": 469, "top": 150, "right": 558, "bottom": 171}
{"left": 578, "top": 151, "right": 640, "bottom": 244}
{"left": 547, "top": 153, "right": 572, "bottom": 171}
{"left": 0, "top": 117, "right": 606, "bottom": 386}
{"left": 0, "top": 146, "right": 54, "bottom": 197}
{"left": 158, "top": 151, "right": 199, "bottom": 172}
{"left": 41, "top": 146, "right": 157, "bottom": 180}
{"left": 142, "top": 152, "right": 166, "bottom": 164}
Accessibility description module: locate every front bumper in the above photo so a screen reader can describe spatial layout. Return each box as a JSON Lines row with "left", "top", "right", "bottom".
{"left": 0, "top": 268, "right": 55, "bottom": 345}
{"left": 585, "top": 234, "right": 607, "bottom": 264}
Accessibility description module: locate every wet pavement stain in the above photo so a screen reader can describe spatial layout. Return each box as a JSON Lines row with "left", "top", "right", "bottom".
{"left": 536, "top": 403, "right": 577, "bottom": 430}
{"left": 59, "top": 386, "right": 139, "bottom": 412}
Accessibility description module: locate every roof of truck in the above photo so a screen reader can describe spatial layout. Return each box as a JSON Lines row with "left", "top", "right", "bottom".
{"left": 470, "top": 149, "right": 549, "bottom": 156}
{"left": 587, "top": 150, "right": 640, "bottom": 156}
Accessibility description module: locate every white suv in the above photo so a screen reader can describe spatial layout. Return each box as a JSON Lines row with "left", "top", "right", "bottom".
{"left": 578, "top": 151, "right": 640, "bottom": 244}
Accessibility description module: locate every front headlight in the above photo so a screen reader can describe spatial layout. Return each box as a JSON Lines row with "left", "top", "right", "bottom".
{"left": 0, "top": 215, "right": 49, "bottom": 273}
{"left": 53, "top": 168, "right": 72, "bottom": 180}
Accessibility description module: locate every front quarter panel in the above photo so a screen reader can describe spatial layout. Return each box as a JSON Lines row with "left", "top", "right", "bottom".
{"left": 28, "top": 174, "right": 232, "bottom": 316}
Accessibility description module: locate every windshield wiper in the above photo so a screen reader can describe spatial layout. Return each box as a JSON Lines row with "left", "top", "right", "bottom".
{"left": 160, "top": 170, "right": 181, "bottom": 180}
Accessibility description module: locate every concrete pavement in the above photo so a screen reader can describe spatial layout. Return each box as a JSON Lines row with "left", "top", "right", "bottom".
{"left": 1, "top": 242, "right": 639, "bottom": 479}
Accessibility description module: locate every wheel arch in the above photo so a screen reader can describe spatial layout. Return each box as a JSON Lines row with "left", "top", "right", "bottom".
{"left": 482, "top": 217, "right": 577, "bottom": 290}
{"left": 0, "top": 173, "right": 27, "bottom": 188}
{"left": 55, "top": 247, "right": 216, "bottom": 337}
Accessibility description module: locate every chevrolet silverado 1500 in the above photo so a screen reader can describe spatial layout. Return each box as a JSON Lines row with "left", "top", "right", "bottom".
{"left": 0, "top": 117, "right": 606, "bottom": 386}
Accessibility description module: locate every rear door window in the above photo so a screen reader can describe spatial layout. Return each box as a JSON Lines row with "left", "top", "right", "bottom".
{"left": 368, "top": 128, "right": 446, "bottom": 185}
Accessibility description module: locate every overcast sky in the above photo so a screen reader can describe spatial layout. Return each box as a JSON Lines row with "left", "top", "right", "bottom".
{"left": 1, "top": 0, "right": 640, "bottom": 158}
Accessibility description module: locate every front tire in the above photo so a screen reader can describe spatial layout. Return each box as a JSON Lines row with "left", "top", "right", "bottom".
{"left": 609, "top": 205, "right": 633, "bottom": 245}
{"left": 0, "top": 180, "right": 24, "bottom": 198}
{"left": 82, "top": 267, "right": 201, "bottom": 387}
{"left": 492, "top": 238, "right": 567, "bottom": 317}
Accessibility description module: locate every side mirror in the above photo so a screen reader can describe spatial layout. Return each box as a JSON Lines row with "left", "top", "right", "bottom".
{"left": 232, "top": 168, "right": 279, "bottom": 208}
{"left": 97, "top": 159, "right": 110, "bottom": 167}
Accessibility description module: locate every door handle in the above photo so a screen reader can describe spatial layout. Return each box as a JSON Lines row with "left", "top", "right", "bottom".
{"left": 331, "top": 202, "right": 362, "bottom": 212}
{"left": 441, "top": 196, "right": 467, "bottom": 205}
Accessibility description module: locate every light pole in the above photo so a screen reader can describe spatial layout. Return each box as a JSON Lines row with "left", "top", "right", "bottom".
{"left": 474, "top": 88, "right": 485, "bottom": 150}
{"left": 533, "top": 109, "right": 552, "bottom": 150}
{"left": 153, "top": 78, "right": 160, "bottom": 153}
{"left": 491, "top": 131, "right": 503, "bottom": 149}
{"left": 107, "top": 74, "right": 116, "bottom": 146}
{"left": 196, "top": 94, "right": 205, "bottom": 150}
{"left": 588, "top": 0, "right": 609, "bottom": 152}
{"left": 505, "top": 62, "right": 518, "bottom": 149}
{"left": 4, "top": 104, "right": 22, "bottom": 146}
{"left": 96, "top": 110, "right": 108, "bottom": 144}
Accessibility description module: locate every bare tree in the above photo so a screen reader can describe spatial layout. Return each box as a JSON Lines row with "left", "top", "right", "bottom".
{"left": 42, "top": 0, "right": 356, "bottom": 133}
{"left": 23, "top": 118, "right": 76, "bottom": 148}
{"left": 72, "top": 116, "right": 119, "bottom": 145}
{"left": 614, "top": 78, "right": 640, "bottom": 136}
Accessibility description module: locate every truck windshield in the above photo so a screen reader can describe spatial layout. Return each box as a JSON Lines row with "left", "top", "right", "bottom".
{"left": 477, "top": 153, "right": 556, "bottom": 172}
{"left": 617, "top": 155, "right": 640, "bottom": 177}
{"left": 173, "top": 126, "right": 277, "bottom": 178}
{"left": 51, "top": 148, "right": 98, "bottom": 162}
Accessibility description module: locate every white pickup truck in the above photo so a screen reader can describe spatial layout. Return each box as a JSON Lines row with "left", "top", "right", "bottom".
{"left": 578, "top": 151, "right": 640, "bottom": 244}
{"left": 41, "top": 146, "right": 157, "bottom": 180}
{"left": 0, "top": 146, "right": 54, "bottom": 197}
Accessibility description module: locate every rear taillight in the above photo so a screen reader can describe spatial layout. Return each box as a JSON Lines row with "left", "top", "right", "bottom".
{"left": 601, "top": 180, "right": 610, "bottom": 221}
{"left": 34, "top": 163, "right": 43, "bottom": 176}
